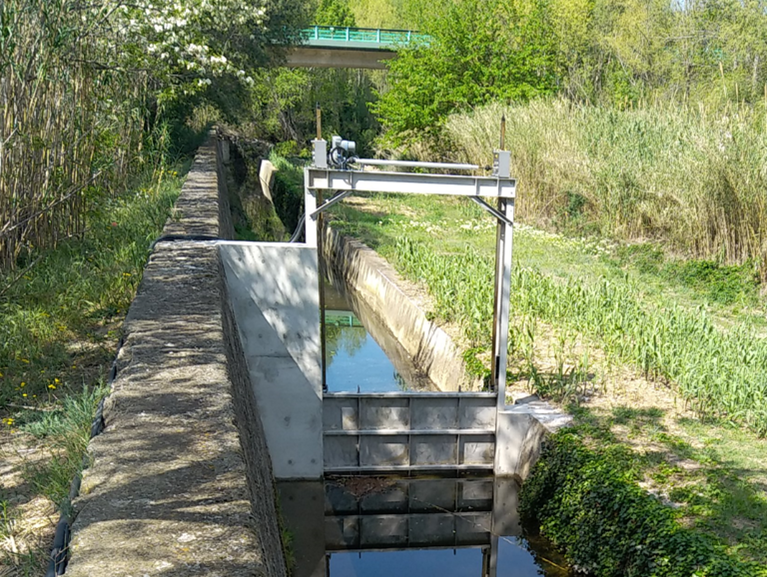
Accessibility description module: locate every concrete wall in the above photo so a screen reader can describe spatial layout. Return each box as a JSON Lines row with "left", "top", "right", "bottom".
{"left": 220, "top": 242, "right": 324, "bottom": 480}
{"left": 322, "top": 227, "right": 482, "bottom": 393}
{"left": 494, "top": 398, "right": 573, "bottom": 479}
{"left": 65, "top": 137, "right": 287, "bottom": 577}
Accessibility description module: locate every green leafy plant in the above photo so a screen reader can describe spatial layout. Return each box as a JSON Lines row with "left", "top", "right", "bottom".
{"left": 520, "top": 431, "right": 766, "bottom": 577}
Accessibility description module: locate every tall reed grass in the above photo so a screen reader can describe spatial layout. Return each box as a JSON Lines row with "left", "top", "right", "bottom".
{"left": 0, "top": 0, "right": 149, "bottom": 269}
{"left": 443, "top": 99, "right": 767, "bottom": 279}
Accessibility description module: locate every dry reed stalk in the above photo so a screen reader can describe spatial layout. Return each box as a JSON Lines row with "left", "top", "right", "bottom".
{"left": 0, "top": 0, "right": 147, "bottom": 270}
{"left": 442, "top": 99, "right": 767, "bottom": 278}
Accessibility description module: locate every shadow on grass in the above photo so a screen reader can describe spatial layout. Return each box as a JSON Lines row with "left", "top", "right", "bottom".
{"left": 563, "top": 402, "right": 767, "bottom": 564}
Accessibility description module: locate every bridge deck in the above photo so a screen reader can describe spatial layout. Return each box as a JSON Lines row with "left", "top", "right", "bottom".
{"left": 285, "top": 26, "right": 428, "bottom": 69}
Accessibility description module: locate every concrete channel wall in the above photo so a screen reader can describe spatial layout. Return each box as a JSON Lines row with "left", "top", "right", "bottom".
{"left": 65, "top": 138, "right": 287, "bottom": 577}
{"left": 220, "top": 242, "right": 324, "bottom": 480}
{"left": 322, "top": 227, "right": 483, "bottom": 393}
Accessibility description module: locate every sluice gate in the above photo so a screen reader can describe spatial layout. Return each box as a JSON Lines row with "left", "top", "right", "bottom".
{"left": 218, "top": 133, "right": 572, "bottom": 480}
{"left": 220, "top": 132, "right": 569, "bottom": 480}
{"left": 323, "top": 393, "right": 497, "bottom": 473}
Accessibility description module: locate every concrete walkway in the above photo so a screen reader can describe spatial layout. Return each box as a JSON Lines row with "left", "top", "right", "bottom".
{"left": 65, "top": 142, "right": 286, "bottom": 576}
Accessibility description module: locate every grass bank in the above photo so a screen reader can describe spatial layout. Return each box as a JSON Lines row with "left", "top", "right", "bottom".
{"left": 327, "top": 191, "right": 767, "bottom": 572}
{"left": 436, "top": 99, "right": 767, "bottom": 280}
{"left": 0, "top": 163, "right": 186, "bottom": 573}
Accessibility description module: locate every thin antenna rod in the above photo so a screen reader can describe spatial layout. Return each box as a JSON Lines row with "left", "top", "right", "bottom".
{"left": 500, "top": 115, "right": 506, "bottom": 150}
{"left": 316, "top": 102, "right": 322, "bottom": 140}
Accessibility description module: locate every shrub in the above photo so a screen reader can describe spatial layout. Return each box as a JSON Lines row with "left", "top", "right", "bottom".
{"left": 520, "top": 431, "right": 766, "bottom": 577}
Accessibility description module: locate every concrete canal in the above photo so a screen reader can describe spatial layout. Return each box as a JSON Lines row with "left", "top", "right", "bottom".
{"left": 312, "top": 279, "right": 571, "bottom": 576}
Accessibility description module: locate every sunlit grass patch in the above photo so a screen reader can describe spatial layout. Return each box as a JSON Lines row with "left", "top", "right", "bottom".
{"left": 329, "top": 187, "right": 767, "bottom": 568}
{"left": 329, "top": 193, "right": 767, "bottom": 435}
{"left": 0, "top": 165, "right": 186, "bottom": 407}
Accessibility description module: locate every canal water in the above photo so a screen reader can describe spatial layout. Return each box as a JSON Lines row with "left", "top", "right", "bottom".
{"left": 278, "top": 477, "right": 571, "bottom": 577}
{"left": 317, "top": 278, "right": 571, "bottom": 576}
{"left": 322, "top": 279, "right": 436, "bottom": 393}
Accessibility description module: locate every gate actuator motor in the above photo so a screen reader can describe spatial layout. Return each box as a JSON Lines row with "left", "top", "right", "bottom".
{"left": 328, "top": 136, "right": 357, "bottom": 169}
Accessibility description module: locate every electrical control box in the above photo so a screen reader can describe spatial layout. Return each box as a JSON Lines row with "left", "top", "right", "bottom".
{"left": 312, "top": 139, "right": 327, "bottom": 169}
{"left": 493, "top": 150, "right": 511, "bottom": 178}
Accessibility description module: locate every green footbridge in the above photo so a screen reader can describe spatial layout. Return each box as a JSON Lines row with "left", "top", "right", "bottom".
{"left": 286, "top": 25, "right": 429, "bottom": 69}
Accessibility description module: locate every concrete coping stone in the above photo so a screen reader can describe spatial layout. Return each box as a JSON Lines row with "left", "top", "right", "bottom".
{"left": 506, "top": 395, "right": 574, "bottom": 433}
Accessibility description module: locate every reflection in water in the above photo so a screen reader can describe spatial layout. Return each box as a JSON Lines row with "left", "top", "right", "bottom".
{"left": 322, "top": 280, "right": 435, "bottom": 393}
{"left": 324, "top": 312, "right": 406, "bottom": 392}
{"left": 329, "top": 540, "right": 557, "bottom": 577}
{"left": 278, "top": 477, "right": 571, "bottom": 577}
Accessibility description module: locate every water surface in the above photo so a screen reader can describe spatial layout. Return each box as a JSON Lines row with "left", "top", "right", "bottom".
{"left": 322, "top": 279, "right": 435, "bottom": 393}
{"left": 278, "top": 477, "right": 571, "bottom": 577}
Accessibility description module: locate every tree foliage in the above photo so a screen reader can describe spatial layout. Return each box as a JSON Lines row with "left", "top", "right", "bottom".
{"left": 0, "top": 0, "right": 307, "bottom": 268}
{"left": 373, "top": 0, "right": 767, "bottom": 141}
{"left": 315, "top": 0, "right": 356, "bottom": 27}
{"left": 373, "top": 0, "right": 558, "bottom": 138}
{"left": 243, "top": 0, "right": 382, "bottom": 154}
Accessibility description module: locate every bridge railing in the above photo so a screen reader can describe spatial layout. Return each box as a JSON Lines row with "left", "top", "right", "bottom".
{"left": 299, "top": 26, "right": 429, "bottom": 47}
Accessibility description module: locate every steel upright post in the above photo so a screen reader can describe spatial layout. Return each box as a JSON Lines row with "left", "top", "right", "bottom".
{"left": 491, "top": 147, "right": 513, "bottom": 410}
{"left": 491, "top": 198, "right": 513, "bottom": 407}
{"left": 304, "top": 170, "right": 318, "bottom": 247}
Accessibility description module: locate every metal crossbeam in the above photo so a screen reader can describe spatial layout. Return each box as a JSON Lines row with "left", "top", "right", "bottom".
{"left": 306, "top": 168, "right": 515, "bottom": 200}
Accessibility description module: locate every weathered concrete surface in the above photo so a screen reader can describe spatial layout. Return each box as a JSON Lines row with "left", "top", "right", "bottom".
{"left": 495, "top": 397, "right": 573, "bottom": 479}
{"left": 322, "top": 227, "right": 482, "bottom": 392}
{"left": 220, "top": 242, "right": 323, "bottom": 480}
{"left": 66, "top": 139, "right": 287, "bottom": 577}
{"left": 162, "top": 142, "right": 228, "bottom": 238}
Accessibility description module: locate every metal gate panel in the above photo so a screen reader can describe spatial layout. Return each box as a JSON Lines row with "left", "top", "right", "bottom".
{"left": 323, "top": 392, "right": 497, "bottom": 473}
